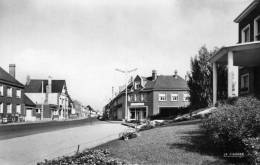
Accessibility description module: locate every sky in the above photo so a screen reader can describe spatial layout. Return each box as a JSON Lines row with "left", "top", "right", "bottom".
{"left": 0, "top": 0, "right": 252, "bottom": 111}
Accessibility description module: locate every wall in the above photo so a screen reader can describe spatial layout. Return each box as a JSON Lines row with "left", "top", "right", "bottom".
{"left": 26, "top": 93, "right": 58, "bottom": 105}
{"left": 0, "top": 83, "right": 25, "bottom": 117}
{"left": 152, "top": 90, "right": 190, "bottom": 115}
{"left": 238, "top": 4, "right": 260, "bottom": 43}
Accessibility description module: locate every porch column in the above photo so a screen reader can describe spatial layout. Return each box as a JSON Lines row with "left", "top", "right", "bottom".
{"left": 227, "top": 51, "right": 239, "bottom": 97}
{"left": 213, "top": 62, "right": 217, "bottom": 106}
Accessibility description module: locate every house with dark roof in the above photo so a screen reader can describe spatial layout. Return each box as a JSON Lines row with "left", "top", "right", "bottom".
{"left": 24, "top": 77, "right": 71, "bottom": 120}
{"left": 105, "top": 70, "right": 190, "bottom": 121}
{"left": 0, "top": 64, "right": 26, "bottom": 122}
{"left": 209, "top": 0, "right": 260, "bottom": 105}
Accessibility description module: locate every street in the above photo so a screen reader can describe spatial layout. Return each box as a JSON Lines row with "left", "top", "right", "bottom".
{"left": 0, "top": 120, "right": 127, "bottom": 165}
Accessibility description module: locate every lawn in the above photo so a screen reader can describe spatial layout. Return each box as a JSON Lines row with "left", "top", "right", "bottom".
{"left": 95, "top": 122, "right": 243, "bottom": 165}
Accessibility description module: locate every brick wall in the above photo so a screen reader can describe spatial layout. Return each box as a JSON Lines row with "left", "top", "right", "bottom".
{"left": 0, "top": 83, "right": 25, "bottom": 118}
{"left": 152, "top": 90, "right": 190, "bottom": 115}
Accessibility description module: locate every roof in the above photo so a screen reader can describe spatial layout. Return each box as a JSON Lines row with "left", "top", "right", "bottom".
{"left": 0, "top": 67, "right": 24, "bottom": 88}
{"left": 24, "top": 94, "right": 36, "bottom": 107}
{"left": 209, "top": 41, "right": 260, "bottom": 63}
{"left": 234, "top": 0, "right": 260, "bottom": 23}
{"left": 145, "top": 75, "right": 189, "bottom": 90}
{"left": 25, "top": 79, "right": 66, "bottom": 93}
{"left": 109, "top": 73, "right": 189, "bottom": 104}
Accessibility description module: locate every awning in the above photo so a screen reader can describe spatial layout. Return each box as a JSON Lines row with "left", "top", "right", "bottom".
{"left": 209, "top": 41, "right": 260, "bottom": 67}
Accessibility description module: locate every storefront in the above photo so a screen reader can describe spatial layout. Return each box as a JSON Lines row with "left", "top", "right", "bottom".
{"left": 129, "top": 104, "right": 148, "bottom": 121}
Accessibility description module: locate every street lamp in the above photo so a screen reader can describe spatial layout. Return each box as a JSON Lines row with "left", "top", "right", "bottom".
{"left": 115, "top": 68, "right": 137, "bottom": 121}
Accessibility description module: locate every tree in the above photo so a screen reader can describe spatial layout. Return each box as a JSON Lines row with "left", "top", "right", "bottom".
{"left": 187, "top": 46, "right": 227, "bottom": 109}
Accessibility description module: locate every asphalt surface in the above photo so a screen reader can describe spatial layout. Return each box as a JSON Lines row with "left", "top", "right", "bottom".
{"left": 0, "top": 118, "right": 99, "bottom": 140}
{"left": 0, "top": 120, "right": 128, "bottom": 165}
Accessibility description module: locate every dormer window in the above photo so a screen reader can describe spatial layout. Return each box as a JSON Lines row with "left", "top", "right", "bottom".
{"left": 134, "top": 81, "right": 141, "bottom": 89}
{"left": 242, "top": 24, "right": 250, "bottom": 43}
{"left": 254, "top": 16, "right": 260, "bottom": 41}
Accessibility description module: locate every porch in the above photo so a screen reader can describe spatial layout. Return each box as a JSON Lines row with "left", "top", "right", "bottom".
{"left": 209, "top": 41, "right": 260, "bottom": 105}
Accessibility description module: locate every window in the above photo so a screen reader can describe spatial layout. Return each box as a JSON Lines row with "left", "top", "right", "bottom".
{"left": 141, "top": 94, "right": 144, "bottom": 101}
{"left": 242, "top": 25, "right": 250, "bottom": 42}
{"left": 241, "top": 73, "right": 249, "bottom": 92}
{"left": 16, "top": 89, "right": 21, "bottom": 98}
{"left": 7, "top": 104, "right": 12, "bottom": 113}
{"left": 35, "top": 109, "right": 41, "bottom": 113}
{"left": 183, "top": 94, "right": 190, "bottom": 101}
{"left": 7, "top": 87, "right": 12, "bottom": 97}
{"left": 171, "top": 94, "right": 179, "bottom": 101}
{"left": 0, "top": 103, "right": 3, "bottom": 113}
{"left": 135, "top": 81, "right": 141, "bottom": 89}
{"left": 16, "top": 104, "right": 21, "bottom": 114}
{"left": 134, "top": 94, "right": 137, "bottom": 101}
{"left": 159, "top": 94, "right": 167, "bottom": 101}
{"left": 128, "top": 95, "right": 131, "bottom": 101}
{"left": 0, "top": 85, "right": 3, "bottom": 96}
{"left": 254, "top": 16, "right": 260, "bottom": 41}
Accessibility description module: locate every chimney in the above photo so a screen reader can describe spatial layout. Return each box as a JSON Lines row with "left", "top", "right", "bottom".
{"left": 152, "top": 70, "right": 157, "bottom": 80}
{"left": 48, "top": 76, "right": 52, "bottom": 93}
{"left": 9, "top": 64, "right": 16, "bottom": 78}
{"left": 26, "top": 75, "right": 31, "bottom": 85}
{"left": 174, "top": 70, "right": 178, "bottom": 79}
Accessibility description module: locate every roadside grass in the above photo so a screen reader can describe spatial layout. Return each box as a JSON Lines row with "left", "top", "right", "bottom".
{"left": 94, "top": 122, "right": 246, "bottom": 165}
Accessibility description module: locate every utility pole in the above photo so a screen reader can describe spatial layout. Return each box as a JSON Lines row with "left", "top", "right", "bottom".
{"left": 41, "top": 81, "right": 44, "bottom": 120}
{"left": 115, "top": 68, "right": 137, "bottom": 121}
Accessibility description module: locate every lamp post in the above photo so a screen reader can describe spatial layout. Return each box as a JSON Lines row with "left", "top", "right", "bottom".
{"left": 115, "top": 68, "right": 137, "bottom": 121}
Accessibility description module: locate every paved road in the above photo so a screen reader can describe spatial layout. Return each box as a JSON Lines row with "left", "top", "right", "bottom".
{"left": 0, "top": 118, "right": 98, "bottom": 140}
{"left": 0, "top": 121, "right": 128, "bottom": 165}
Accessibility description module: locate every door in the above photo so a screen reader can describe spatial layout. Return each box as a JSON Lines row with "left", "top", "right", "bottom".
{"left": 136, "top": 111, "right": 140, "bottom": 121}
{"left": 26, "top": 109, "right": 32, "bottom": 117}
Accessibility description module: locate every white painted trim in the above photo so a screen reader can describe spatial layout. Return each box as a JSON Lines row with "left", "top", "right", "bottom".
{"left": 170, "top": 94, "right": 179, "bottom": 101}
{"left": 241, "top": 24, "right": 250, "bottom": 43}
{"left": 158, "top": 105, "right": 179, "bottom": 108}
{"left": 254, "top": 15, "right": 260, "bottom": 41}
{"left": 158, "top": 93, "right": 167, "bottom": 101}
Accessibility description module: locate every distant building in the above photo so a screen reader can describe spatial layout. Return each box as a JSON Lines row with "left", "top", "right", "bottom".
{"left": 0, "top": 64, "right": 26, "bottom": 122}
{"left": 105, "top": 70, "right": 190, "bottom": 121}
{"left": 209, "top": 0, "right": 260, "bottom": 104}
{"left": 24, "top": 94, "right": 36, "bottom": 121}
{"left": 25, "top": 77, "right": 70, "bottom": 120}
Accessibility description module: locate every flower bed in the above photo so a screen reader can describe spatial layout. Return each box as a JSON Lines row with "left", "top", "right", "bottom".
{"left": 37, "top": 149, "right": 127, "bottom": 165}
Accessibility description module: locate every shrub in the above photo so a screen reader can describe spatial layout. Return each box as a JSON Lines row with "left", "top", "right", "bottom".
{"left": 202, "top": 96, "right": 260, "bottom": 162}
{"left": 139, "top": 121, "right": 155, "bottom": 131}
{"left": 119, "top": 129, "right": 138, "bottom": 140}
{"left": 37, "top": 149, "right": 127, "bottom": 165}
